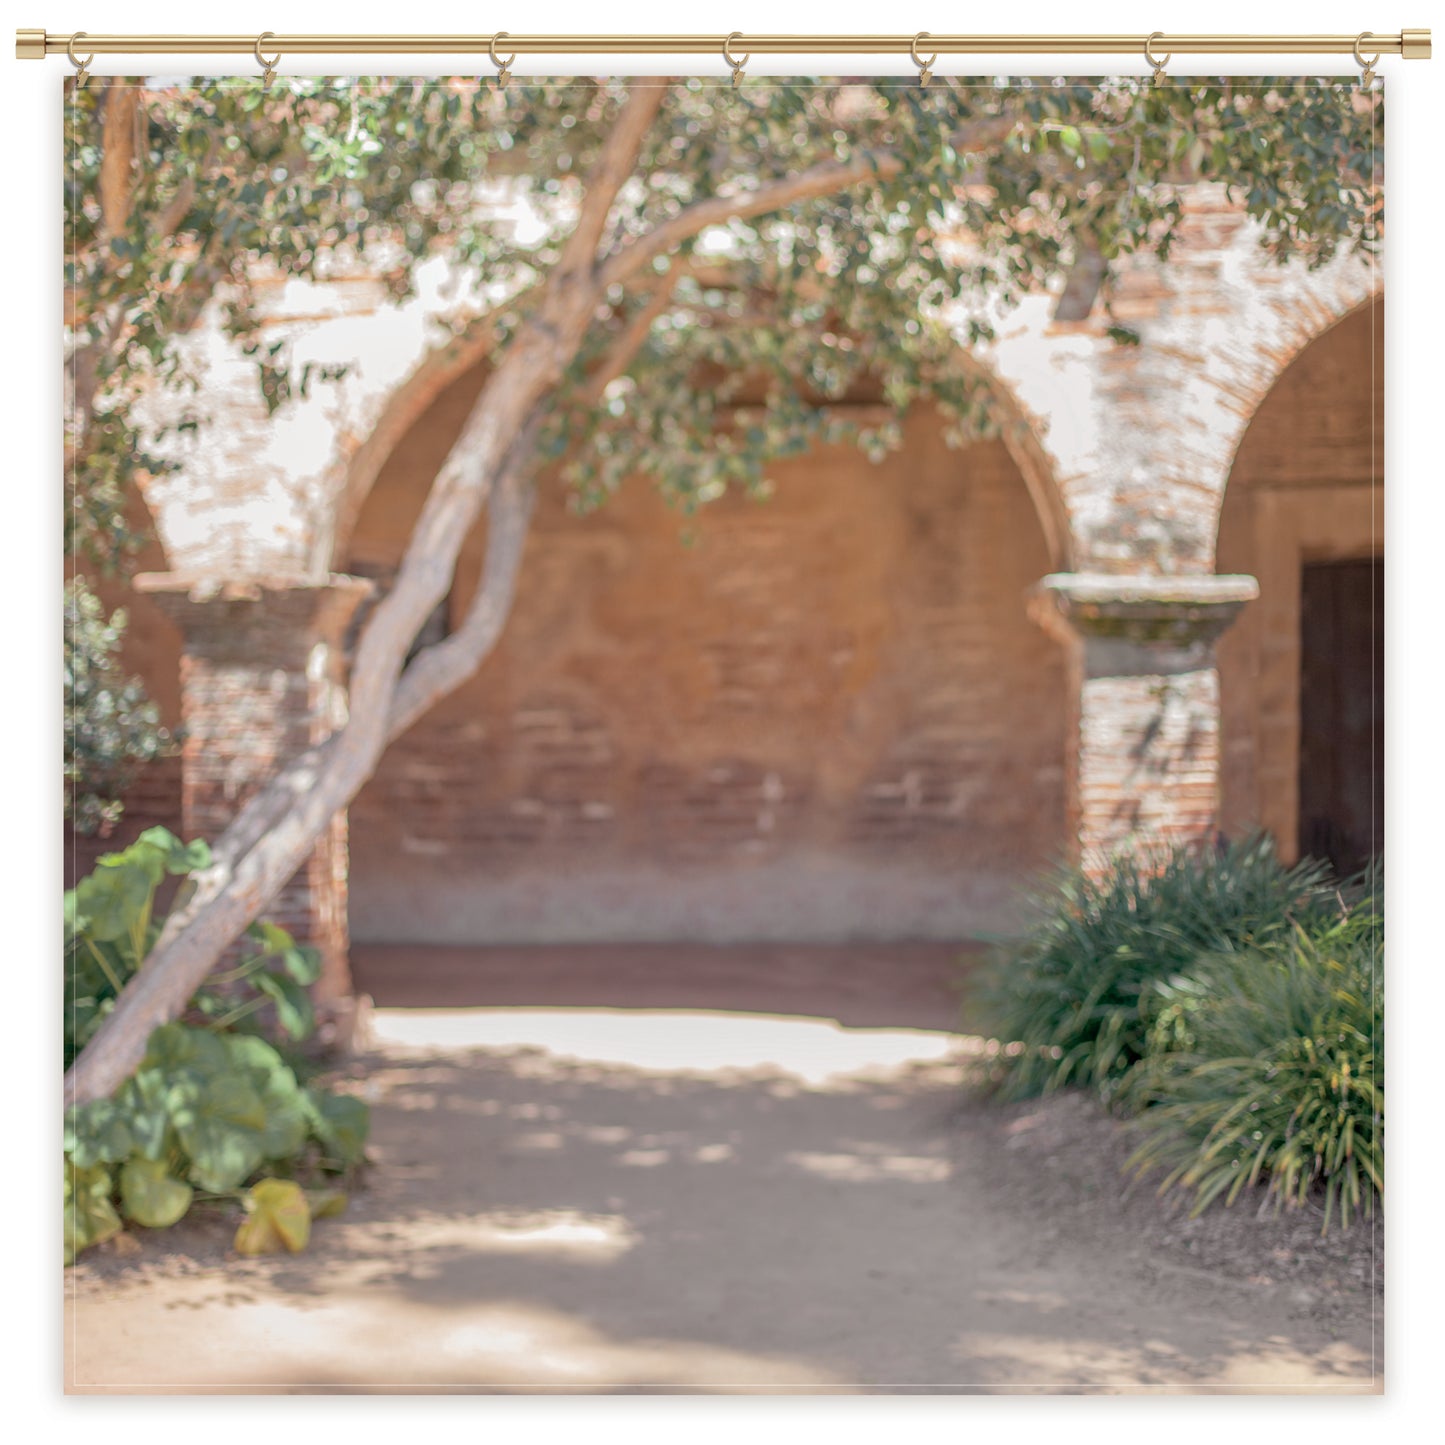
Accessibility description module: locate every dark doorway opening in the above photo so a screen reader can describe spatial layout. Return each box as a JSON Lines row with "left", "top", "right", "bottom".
{"left": 1298, "top": 557, "right": 1383, "bottom": 875}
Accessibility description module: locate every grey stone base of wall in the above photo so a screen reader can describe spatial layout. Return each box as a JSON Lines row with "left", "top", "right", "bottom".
{"left": 348, "top": 852, "right": 1041, "bottom": 947}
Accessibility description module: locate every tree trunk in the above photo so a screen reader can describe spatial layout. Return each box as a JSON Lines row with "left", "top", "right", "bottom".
{"left": 64, "top": 84, "right": 673, "bottom": 1110}
{"left": 65, "top": 337, "right": 557, "bottom": 1108}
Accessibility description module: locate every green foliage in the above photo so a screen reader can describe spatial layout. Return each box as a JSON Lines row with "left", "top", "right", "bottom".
{"left": 119, "top": 1158, "right": 193, "bottom": 1229}
{"left": 973, "top": 834, "right": 1335, "bottom": 1102}
{"left": 1126, "top": 879, "right": 1382, "bottom": 1231}
{"left": 63, "top": 578, "right": 173, "bottom": 836}
{"left": 65, "top": 827, "right": 328, "bottom": 1067}
{"left": 65, "top": 1015, "right": 366, "bottom": 1262}
{"left": 66, "top": 76, "right": 1380, "bottom": 544}
{"left": 973, "top": 840, "right": 1382, "bottom": 1232}
{"left": 65, "top": 1160, "right": 123, "bottom": 1261}
{"left": 64, "top": 833, "right": 367, "bottom": 1263}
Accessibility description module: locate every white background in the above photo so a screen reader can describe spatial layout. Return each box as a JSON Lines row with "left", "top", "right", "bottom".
{"left": 7, "top": 0, "right": 1440, "bottom": 1435}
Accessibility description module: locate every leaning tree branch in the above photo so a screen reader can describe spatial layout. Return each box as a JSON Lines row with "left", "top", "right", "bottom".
{"left": 385, "top": 431, "right": 540, "bottom": 741}
{"left": 578, "top": 263, "right": 690, "bottom": 408}
{"left": 599, "top": 114, "right": 1019, "bottom": 292}
{"left": 65, "top": 81, "right": 674, "bottom": 1110}
{"left": 557, "top": 80, "right": 672, "bottom": 282}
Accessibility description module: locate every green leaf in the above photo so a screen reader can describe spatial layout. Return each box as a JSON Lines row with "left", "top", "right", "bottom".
{"left": 235, "top": 1178, "right": 311, "bottom": 1255}
{"left": 143, "top": 1021, "right": 231, "bottom": 1078}
{"left": 282, "top": 945, "right": 322, "bottom": 987}
{"left": 101, "top": 836, "right": 169, "bottom": 887}
{"left": 304, "top": 1089, "right": 370, "bottom": 1168}
{"left": 65, "top": 1162, "right": 121, "bottom": 1262}
{"left": 117, "top": 1069, "right": 173, "bottom": 1162}
{"left": 65, "top": 1097, "right": 135, "bottom": 1168}
{"left": 167, "top": 1071, "right": 269, "bottom": 1193}
{"left": 140, "top": 828, "right": 212, "bottom": 875}
{"left": 224, "top": 1034, "right": 310, "bottom": 1159}
{"left": 247, "top": 920, "right": 293, "bottom": 954}
{"left": 255, "top": 969, "right": 315, "bottom": 1041}
{"left": 120, "top": 1158, "right": 193, "bottom": 1229}
{"left": 72, "top": 864, "right": 152, "bottom": 943}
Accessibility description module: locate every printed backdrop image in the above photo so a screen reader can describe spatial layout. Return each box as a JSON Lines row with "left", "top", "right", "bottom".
{"left": 64, "top": 74, "right": 1382, "bottom": 1393}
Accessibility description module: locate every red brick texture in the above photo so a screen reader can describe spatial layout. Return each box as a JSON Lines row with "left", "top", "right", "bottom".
{"left": 132, "top": 575, "right": 371, "bottom": 999}
{"left": 1031, "top": 574, "right": 1258, "bottom": 865}
{"left": 346, "top": 405, "right": 1068, "bottom": 943}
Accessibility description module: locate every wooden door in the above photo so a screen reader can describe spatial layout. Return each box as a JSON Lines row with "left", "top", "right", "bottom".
{"left": 1297, "top": 558, "right": 1384, "bottom": 874}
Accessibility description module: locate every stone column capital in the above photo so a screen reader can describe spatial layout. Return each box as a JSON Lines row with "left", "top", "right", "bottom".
{"left": 133, "top": 573, "right": 373, "bottom": 656}
{"left": 1030, "top": 572, "right": 1258, "bottom": 675}
{"left": 1032, "top": 572, "right": 1259, "bottom": 642}
{"left": 1028, "top": 572, "right": 1256, "bottom": 861}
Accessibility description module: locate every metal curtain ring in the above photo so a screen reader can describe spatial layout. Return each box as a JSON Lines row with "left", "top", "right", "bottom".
{"left": 254, "top": 32, "right": 280, "bottom": 89}
{"left": 723, "top": 32, "right": 749, "bottom": 87}
{"left": 1144, "top": 31, "right": 1171, "bottom": 84}
{"left": 911, "top": 32, "right": 938, "bottom": 88}
{"left": 1354, "top": 32, "right": 1380, "bottom": 83}
{"left": 67, "top": 32, "right": 94, "bottom": 88}
{"left": 490, "top": 32, "right": 516, "bottom": 88}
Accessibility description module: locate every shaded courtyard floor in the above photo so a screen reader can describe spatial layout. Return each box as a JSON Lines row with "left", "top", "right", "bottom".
{"left": 66, "top": 946, "right": 1382, "bottom": 1394}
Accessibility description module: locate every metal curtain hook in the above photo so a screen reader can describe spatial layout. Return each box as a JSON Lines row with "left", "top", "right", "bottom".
{"left": 255, "top": 32, "right": 280, "bottom": 89}
{"left": 1355, "top": 32, "right": 1380, "bottom": 86}
{"left": 67, "top": 32, "right": 94, "bottom": 88}
{"left": 910, "top": 32, "right": 938, "bottom": 88}
{"left": 490, "top": 32, "right": 516, "bottom": 90}
{"left": 1144, "top": 31, "right": 1171, "bottom": 86}
{"left": 723, "top": 32, "right": 749, "bottom": 88}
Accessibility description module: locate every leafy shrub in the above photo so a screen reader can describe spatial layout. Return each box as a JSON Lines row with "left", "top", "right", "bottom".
{"left": 1126, "top": 879, "right": 1382, "bottom": 1230}
{"left": 64, "top": 578, "right": 174, "bottom": 836}
{"left": 67, "top": 826, "right": 320, "bottom": 1069}
{"left": 974, "top": 834, "right": 1335, "bottom": 1102}
{"left": 65, "top": 828, "right": 368, "bottom": 1262}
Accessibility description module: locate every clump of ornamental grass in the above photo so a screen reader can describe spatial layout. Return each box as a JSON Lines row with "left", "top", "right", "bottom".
{"left": 972, "top": 834, "right": 1336, "bottom": 1104}
{"left": 1125, "top": 873, "right": 1382, "bottom": 1231}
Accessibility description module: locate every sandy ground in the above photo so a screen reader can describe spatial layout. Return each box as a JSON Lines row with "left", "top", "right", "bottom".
{"left": 65, "top": 946, "right": 1382, "bottom": 1394}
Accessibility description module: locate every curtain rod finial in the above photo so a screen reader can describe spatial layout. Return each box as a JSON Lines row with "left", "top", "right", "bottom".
{"left": 1402, "top": 28, "right": 1431, "bottom": 58}
{"left": 15, "top": 29, "right": 46, "bottom": 60}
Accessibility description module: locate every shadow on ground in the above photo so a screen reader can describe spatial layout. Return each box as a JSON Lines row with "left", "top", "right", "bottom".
{"left": 67, "top": 1000, "right": 1381, "bottom": 1394}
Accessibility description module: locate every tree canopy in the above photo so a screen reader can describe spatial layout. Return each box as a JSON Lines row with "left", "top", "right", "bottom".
{"left": 67, "top": 75, "right": 1380, "bottom": 541}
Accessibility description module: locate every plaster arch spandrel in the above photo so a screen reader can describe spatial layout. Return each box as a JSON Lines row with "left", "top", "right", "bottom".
{"left": 976, "top": 191, "right": 1380, "bottom": 578}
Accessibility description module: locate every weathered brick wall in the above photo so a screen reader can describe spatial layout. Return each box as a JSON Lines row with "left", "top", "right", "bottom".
{"left": 1031, "top": 574, "right": 1256, "bottom": 865}
{"left": 346, "top": 380, "right": 1067, "bottom": 943}
{"left": 134, "top": 579, "right": 370, "bottom": 998}
{"left": 987, "top": 185, "right": 1379, "bottom": 575}
{"left": 94, "top": 178, "right": 1382, "bottom": 953}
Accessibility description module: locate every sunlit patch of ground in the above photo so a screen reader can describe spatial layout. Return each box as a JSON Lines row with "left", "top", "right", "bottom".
{"left": 67, "top": 1002, "right": 1379, "bottom": 1394}
{"left": 367, "top": 1007, "right": 968, "bottom": 1085}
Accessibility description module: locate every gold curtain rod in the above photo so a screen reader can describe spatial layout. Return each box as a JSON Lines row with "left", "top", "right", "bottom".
{"left": 13, "top": 29, "right": 1434, "bottom": 61}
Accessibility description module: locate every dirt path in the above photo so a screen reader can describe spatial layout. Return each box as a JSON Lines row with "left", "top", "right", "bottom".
{"left": 65, "top": 997, "right": 1380, "bottom": 1394}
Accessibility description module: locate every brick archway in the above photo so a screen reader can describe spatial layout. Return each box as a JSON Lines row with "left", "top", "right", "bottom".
{"left": 1216, "top": 300, "right": 1383, "bottom": 862}
{"left": 341, "top": 353, "right": 1071, "bottom": 948}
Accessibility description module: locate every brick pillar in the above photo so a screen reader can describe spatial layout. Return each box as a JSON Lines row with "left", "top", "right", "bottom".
{"left": 133, "top": 573, "right": 372, "bottom": 1003}
{"left": 1031, "top": 573, "right": 1258, "bottom": 866}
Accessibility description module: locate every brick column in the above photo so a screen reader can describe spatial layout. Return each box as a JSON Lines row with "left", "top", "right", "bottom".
{"left": 1031, "top": 573, "right": 1258, "bottom": 865}
{"left": 133, "top": 573, "right": 372, "bottom": 1003}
